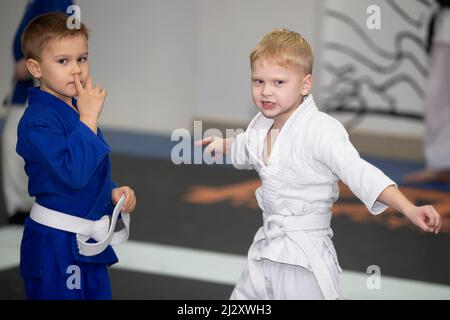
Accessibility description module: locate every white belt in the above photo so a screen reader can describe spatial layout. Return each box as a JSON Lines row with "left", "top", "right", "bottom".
{"left": 29, "top": 195, "right": 130, "bottom": 256}
{"left": 249, "top": 213, "right": 340, "bottom": 300}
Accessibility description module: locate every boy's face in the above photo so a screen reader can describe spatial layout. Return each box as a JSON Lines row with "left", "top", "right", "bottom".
{"left": 26, "top": 35, "right": 89, "bottom": 105}
{"left": 251, "top": 59, "right": 311, "bottom": 126}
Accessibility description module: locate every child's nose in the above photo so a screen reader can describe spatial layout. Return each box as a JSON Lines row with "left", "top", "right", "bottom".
{"left": 262, "top": 85, "right": 272, "bottom": 96}
{"left": 72, "top": 63, "right": 81, "bottom": 75}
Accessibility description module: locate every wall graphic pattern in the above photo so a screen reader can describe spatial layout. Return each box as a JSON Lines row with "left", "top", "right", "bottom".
{"left": 320, "top": 0, "right": 434, "bottom": 130}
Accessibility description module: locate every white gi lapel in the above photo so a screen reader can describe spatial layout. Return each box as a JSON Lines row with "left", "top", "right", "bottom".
{"left": 245, "top": 113, "right": 273, "bottom": 171}
{"left": 260, "top": 95, "right": 318, "bottom": 176}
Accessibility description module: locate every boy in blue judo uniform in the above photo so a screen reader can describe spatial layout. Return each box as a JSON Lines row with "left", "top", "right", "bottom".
{"left": 16, "top": 12, "right": 137, "bottom": 299}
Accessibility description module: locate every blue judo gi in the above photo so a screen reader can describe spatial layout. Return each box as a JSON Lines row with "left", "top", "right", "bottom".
{"left": 17, "top": 88, "right": 119, "bottom": 300}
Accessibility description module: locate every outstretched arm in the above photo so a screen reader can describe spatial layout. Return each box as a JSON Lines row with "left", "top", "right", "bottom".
{"left": 377, "top": 185, "right": 442, "bottom": 234}
{"left": 195, "top": 136, "right": 234, "bottom": 160}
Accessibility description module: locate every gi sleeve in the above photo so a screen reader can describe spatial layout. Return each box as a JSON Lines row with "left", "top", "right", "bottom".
{"left": 111, "top": 180, "right": 118, "bottom": 190}
{"left": 25, "top": 113, "right": 111, "bottom": 190}
{"left": 314, "top": 117, "right": 396, "bottom": 215}
{"left": 231, "top": 132, "right": 254, "bottom": 170}
{"left": 39, "top": 0, "right": 75, "bottom": 14}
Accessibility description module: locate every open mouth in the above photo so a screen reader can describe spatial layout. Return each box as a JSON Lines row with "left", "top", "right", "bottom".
{"left": 262, "top": 101, "right": 276, "bottom": 109}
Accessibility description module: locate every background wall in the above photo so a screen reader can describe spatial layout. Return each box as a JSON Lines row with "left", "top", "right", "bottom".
{"left": 320, "top": 0, "right": 433, "bottom": 137}
{"left": 194, "top": 0, "right": 323, "bottom": 124}
{"left": 0, "top": 0, "right": 431, "bottom": 143}
{"left": 75, "top": 0, "right": 199, "bottom": 134}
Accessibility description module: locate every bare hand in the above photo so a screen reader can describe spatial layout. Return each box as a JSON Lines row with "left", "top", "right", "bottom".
{"left": 112, "top": 186, "right": 136, "bottom": 214}
{"left": 404, "top": 205, "right": 442, "bottom": 234}
{"left": 195, "top": 136, "right": 231, "bottom": 160}
{"left": 74, "top": 74, "right": 107, "bottom": 121}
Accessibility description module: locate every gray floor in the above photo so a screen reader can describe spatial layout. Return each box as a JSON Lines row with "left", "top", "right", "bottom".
{"left": 1, "top": 153, "right": 450, "bottom": 299}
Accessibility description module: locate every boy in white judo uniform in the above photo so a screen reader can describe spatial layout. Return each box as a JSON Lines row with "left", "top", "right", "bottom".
{"left": 198, "top": 29, "right": 442, "bottom": 300}
{"left": 17, "top": 13, "right": 136, "bottom": 299}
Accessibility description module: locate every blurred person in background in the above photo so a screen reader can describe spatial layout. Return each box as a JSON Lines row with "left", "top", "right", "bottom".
{"left": 404, "top": 0, "right": 450, "bottom": 184}
{"left": 2, "top": 0, "right": 74, "bottom": 224}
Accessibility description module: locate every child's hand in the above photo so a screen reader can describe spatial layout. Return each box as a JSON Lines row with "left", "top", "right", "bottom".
{"left": 195, "top": 136, "right": 233, "bottom": 160}
{"left": 112, "top": 186, "right": 136, "bottom": 214}
{"left": 74, "top": 74, "right": 107, "bottom": 122}
{"left": 404, "top": 205, "right": 442, "bottom": 234}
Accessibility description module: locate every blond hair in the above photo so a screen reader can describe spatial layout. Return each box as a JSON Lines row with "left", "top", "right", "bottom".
{"left": 250, "top": 28, "right": 313, "bottom": 75}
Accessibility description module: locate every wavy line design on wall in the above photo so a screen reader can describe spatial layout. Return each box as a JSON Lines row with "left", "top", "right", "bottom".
{"left": 321, "top": 1, "right": 431, "bottom": 129}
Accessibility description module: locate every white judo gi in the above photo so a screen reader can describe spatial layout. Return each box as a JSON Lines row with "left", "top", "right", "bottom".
{"left": 229, "top": 95, "right": 396, "bottom": 300}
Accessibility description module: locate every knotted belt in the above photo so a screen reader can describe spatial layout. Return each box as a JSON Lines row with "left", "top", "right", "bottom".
{"left": 248, "top": 212, "right": 340, "bottom": 300}
{"left": 29, "top": 195, "right": 130, "bottom": 256}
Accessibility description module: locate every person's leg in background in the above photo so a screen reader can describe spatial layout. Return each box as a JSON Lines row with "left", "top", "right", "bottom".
{"left": 404, "top": 44, "right": 450, "bottom": 184}
{"left": 2, "top": 104, "right": 34, "bottom": 224}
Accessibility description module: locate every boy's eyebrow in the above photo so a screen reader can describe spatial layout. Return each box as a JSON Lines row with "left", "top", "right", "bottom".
{"left": 53, "top": 52, "right": 89, "bottom": 58}
{"left": 252, "top": 75, "right": 287, "bottom": 80}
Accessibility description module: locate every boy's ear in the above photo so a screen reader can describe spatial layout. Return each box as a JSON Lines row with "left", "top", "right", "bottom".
{"left": 25, "top": 59, "right": 42, "bottom": 78}
{"left": 301, "top": 74, "right": 312, "bottom": 95}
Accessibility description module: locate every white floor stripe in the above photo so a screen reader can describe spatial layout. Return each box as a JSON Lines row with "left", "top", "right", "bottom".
{"left": 1, "top": 225, "right": 449, "bottom": 299}
{"left": 340, "top": 271, "right": 450, "bottom": 300}
{"left": 113, "top": 240, "right": 246, "bottom": 285}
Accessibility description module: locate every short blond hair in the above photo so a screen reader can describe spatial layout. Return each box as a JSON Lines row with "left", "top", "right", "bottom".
{"left": 250, "top": 28, "right": 313, "bottom": 75}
